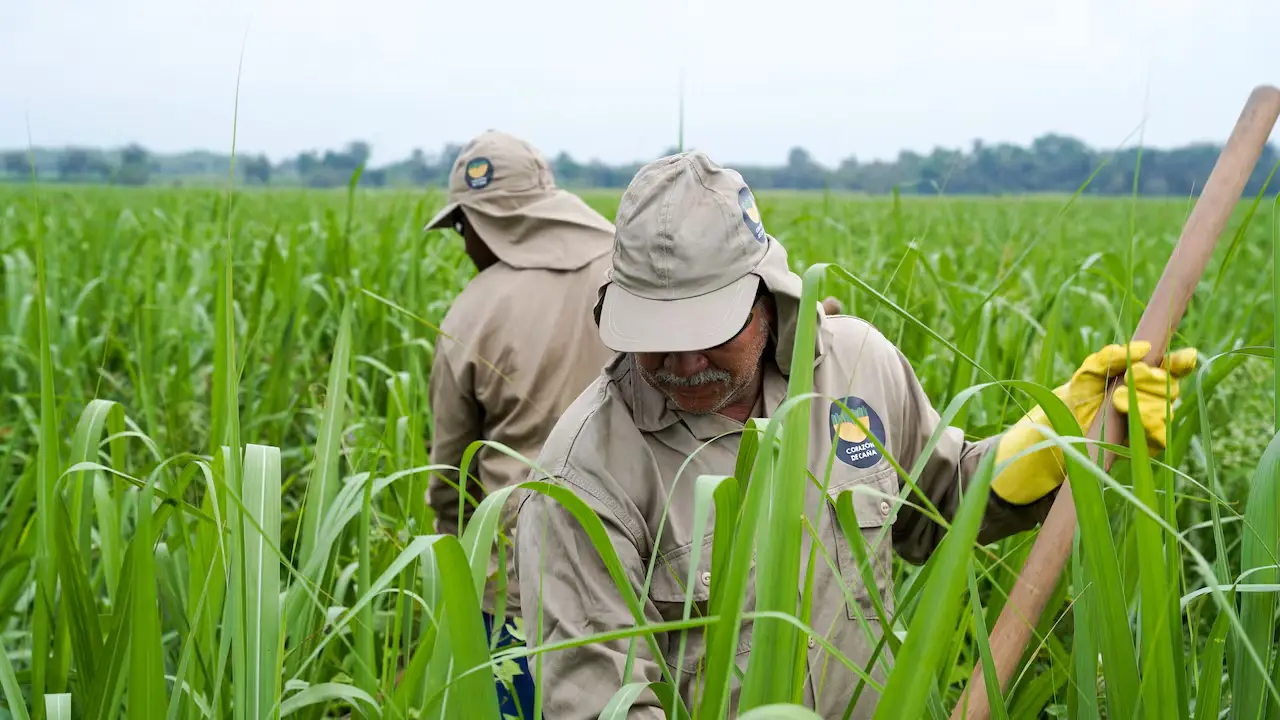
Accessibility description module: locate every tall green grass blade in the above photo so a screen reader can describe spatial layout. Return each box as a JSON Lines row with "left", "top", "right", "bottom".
{"left": 707, "top": 400, "right": 783, "bottom": 717}
{"left": 966, "top": 565, "right": 1010, "bottom": 720}
{"left": 1069, "top": 532, "right": 1099, "bottom": 720}
{"left": 1061, "top": 430, "right": 1141, "bottom": 718}
{"left": 30, "top": 174, "right": 60, "bottom": 718}
{"left": 0, "top": 642, "right": 30, "bottom": 720}
{"left": 67, "top": 399, "right": 121, "bottom": 567}
{"left": 1122, "top": 361, "right": 1178, "bottom": 718}
{"left": 875, "top": 450, "right": 996, "bottom": 720}
{"left": 1193, "top": 608, "right": 1230, "bottom": 720}
{"left": 744, "top": 264, "right": 824, "bottom": 709}
{"left": 1231, "top": 428, "right": 1280, "bottom": 720}
{"left": 83, "top": 538, "right": 138, "bottom": 720}
{"left": 51, "top": 496, "right": 102, "bottom": 685}
{"left": 670, "top": 474, "right": 727, "bottom": 685}
{"left": 287, "top": 300, "right": 352, "bottom": 664}
{"left": 128, "top": 468, "right": 167, "bottom": 720}
{"left": 243, "top": 444, "right": 283, "bottom": 720}
{"left": 704, "top": 472, "right": 744, "bottom": 692}
{"left": 354, "top": 471, "right": 376, "bottom": 711}
{"left": 413, "top": 536, "right": 499, "bottom": 720}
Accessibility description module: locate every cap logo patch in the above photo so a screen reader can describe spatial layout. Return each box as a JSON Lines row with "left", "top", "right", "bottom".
{"left": 829, "top": 397, "right": 886, "bottom": 469}
{"left": 464, "top": 157, "right": 493, "bottom": 190}
{"left": 738, "top": 186, "right": 766, "bottom": 243}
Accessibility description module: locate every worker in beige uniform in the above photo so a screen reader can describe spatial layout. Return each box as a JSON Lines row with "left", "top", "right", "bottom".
{"left": 513, "top": 150, "right": 1196, "bottom": 719}
{"left": 422, "top": 129, "right": 616, "bottom": 719}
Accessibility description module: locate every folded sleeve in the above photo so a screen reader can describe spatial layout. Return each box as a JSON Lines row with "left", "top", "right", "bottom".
{"left": 515, "top": 471, "right": 670, "bottom": 720}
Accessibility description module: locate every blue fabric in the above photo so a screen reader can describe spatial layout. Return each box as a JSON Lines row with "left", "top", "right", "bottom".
{"left": 483, "top": 612, "right": 538, "bottom": 719}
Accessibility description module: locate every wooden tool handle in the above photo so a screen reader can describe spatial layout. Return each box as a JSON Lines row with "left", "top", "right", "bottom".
{"left": 953, "top": 84, "right": 1280, "bottom": 720}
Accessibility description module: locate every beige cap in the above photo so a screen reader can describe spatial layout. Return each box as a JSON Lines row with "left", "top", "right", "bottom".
{"left": 596, "top": 151, "right": 802, "bottom": 354}
{"left": 423, "top": 130, "right": 613, "bottom": 271}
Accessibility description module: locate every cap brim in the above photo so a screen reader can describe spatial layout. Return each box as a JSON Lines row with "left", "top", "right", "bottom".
{"left": 598, "top": 275, "right": 760, "bottom": 353}
{"left": 423, "top": 202, "right": 461, "bottom": 232}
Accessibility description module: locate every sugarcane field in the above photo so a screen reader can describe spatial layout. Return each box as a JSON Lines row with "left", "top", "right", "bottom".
{"left": 2, "top": 3, "right": 1280, "bottom": 719}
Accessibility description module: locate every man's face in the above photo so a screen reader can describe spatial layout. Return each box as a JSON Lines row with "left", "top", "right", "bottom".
{"left": 634, "top": 294, "right": 774, "bottom": 415}
{"left": 454, "top": 214, "right": 499, "bottom": 271}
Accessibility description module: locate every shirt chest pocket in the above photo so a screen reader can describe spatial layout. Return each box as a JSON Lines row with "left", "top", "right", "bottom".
{"left": 826, "top": 465, "right": 898, "bottom": 620}
{"left": 648, "top": 536, "right": 754, "bottom": 675}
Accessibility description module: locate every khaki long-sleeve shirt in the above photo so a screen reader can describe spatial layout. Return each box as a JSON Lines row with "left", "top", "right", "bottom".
{"left": 514, "top": 314, "right": 1054, "bottom": 719}
{"left": 428, "top": 252, "right": 616, "bottom": 616}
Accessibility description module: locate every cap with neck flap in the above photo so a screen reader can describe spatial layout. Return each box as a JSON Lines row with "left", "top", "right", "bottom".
{"left": 423, "top": 129, "right": 613, "bottom": 271}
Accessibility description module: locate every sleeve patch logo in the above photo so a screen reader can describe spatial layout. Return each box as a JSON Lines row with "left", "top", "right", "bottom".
{"left": 464, "top": 158, "right": 494, "bottom": 189}
{"left": 738, "top": 186, "right": 766, "bottom": 243}
{"left": 829, "top": 397, "right": 886, "bottom": 468}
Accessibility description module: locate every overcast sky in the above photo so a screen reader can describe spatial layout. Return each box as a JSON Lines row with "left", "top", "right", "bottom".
{"left": 1, "top": 0, "right": 1275, "bottom": 167}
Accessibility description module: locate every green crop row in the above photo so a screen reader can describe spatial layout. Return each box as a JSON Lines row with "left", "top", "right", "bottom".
{"left": 0, "top": 183, "right": 1277, "bottom": 719}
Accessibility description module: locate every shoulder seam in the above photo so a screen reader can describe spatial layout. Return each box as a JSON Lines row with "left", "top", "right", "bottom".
{"left": 528, "top": 377, "right": 649, "bottom": 553}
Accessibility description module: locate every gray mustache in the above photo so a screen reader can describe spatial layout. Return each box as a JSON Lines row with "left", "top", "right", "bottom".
{"left": 650, "top": 368, "right": 733, "bottom": 387}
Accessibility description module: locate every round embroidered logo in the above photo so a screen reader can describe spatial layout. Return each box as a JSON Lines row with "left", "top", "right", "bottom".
{"left": 738, "top": 186, "right": 766, "bottom": 243}
{"left": 464, "top": 157, "right": 493, "bottom": 189}
{"left": 829, "top": 397, "right": 886, "bottom": 469}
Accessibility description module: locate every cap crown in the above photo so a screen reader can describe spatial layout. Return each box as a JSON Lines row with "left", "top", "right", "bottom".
{"left": 611, "top": 151, "right": 769, "bottom": 300}
{"left": 447, "top": 130, "right": 555, "bottom": 198}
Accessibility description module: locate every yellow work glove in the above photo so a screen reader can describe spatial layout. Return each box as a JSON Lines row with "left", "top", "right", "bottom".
{"left": 991, "top": 341, "right": 1198, "bottom": 505}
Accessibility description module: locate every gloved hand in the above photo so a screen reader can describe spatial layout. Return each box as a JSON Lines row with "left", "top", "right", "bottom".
{"left": 991, "top": 341, "right": 1197, "bottom": 505}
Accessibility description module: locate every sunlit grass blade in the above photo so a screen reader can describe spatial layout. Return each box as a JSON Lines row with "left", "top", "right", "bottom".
{"left": 278, "top": 682, "right": 378, "bottom": 718}
{"left": 67, "top": 399, "right": 122, "bottom": 568}
{"left": 599, "top": 682, "right": 681, "bottom": 719}
{"left": 242, "top": 444, "right": 282, "bottom": 720}
{"left": 737, "top": 704, "right": 824, "bottom": 720}
{"left": 43, "top": 694, "right": 69, "bottom": 720}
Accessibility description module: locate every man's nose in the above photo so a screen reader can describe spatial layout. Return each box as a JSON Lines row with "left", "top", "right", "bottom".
{"left": 663, "top": 352, "right": 709, "bottom": 377}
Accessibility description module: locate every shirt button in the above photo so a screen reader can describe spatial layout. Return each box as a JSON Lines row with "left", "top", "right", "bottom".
{"left": 880, "top": 501, "right": 890, "bottom": 515}
{"left": 808, "top": 637, "right": 816, "bottom": 649}
{"left": 701, "top": 571, "right": 711, "bottom": 587}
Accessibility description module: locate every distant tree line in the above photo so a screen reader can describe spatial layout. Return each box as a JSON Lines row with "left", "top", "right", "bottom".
{"left": 2, "top": 135, "right": 1278, "bottom": 196}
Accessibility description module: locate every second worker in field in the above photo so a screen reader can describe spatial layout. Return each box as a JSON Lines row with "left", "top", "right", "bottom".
{"left": 422, "top": 129, "right": 617, "bottom": 720}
